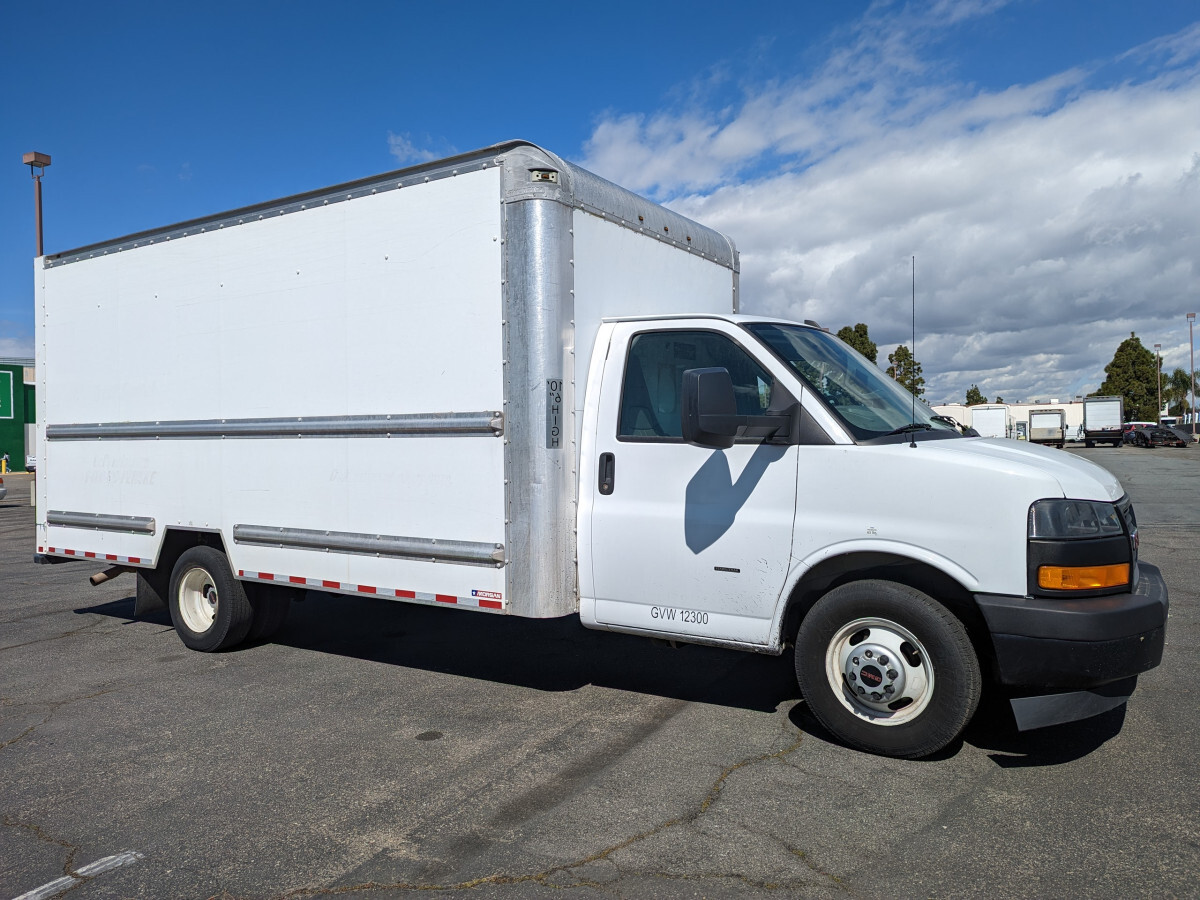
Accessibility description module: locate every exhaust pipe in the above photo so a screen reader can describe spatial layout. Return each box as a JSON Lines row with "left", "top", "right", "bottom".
{"left": 90, "top": 565, "right": 134, "bottom": 586}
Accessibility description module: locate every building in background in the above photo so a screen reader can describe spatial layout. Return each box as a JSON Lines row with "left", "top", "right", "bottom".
{"left": 932, "top": 399, "right": 1088, "bottom": 442}
{"left": 0, "top": 357, "right": 35, "bottom": 471}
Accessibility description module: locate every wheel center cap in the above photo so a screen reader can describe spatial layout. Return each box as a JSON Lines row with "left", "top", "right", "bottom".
{"left": 860, "top": 665, "right": 883, "bottom": 687}
{"left": 845, "top": 642, "right": 907, "bottom": 703}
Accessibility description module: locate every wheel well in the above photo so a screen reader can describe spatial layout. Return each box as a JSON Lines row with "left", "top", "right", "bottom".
{"left": 141, "top": 528, "right": 229, "bottom": 602}
{"left": 781, "top": 552, "right": 996, "bottom": 677}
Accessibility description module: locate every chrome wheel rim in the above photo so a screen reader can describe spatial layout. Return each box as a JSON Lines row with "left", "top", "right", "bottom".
{"left": 824, "top": 617, "right": 934, "bottom": 726}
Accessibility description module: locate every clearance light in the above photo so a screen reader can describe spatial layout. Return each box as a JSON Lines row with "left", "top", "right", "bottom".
{"left": 1038, "top": 564, "right": 1130, "bottom": 591}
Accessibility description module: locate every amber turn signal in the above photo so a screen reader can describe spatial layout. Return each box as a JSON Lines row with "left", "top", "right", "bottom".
{"left": 1037, "top": 563, "right": 1130, "bottom": 590}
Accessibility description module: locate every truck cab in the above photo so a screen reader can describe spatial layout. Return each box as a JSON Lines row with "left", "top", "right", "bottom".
{"left": 579, "top": 316, "right": 1167, "bottom": 758}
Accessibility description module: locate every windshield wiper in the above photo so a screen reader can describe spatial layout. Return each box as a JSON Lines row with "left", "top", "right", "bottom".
{"left": 885, "top": 423, "right": 934, "bottom": 437}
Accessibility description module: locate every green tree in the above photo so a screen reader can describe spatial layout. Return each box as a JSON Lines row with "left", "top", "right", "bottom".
{"left": 965, "top": 385, "right": 987, "bottom": 406}
{"left": 1166, "top": 367, "right": 1198, "bottom": 417}
{"left": 836, "top": 323, "right": 878, "bottom": 363}
{"left": 1093, "top": 333, "right": 1161, "bottom": 421}
{"left": 995, "top": 395, "right": 1005, "bottom": 404}
{"left": 886, "top": 344, "right": 926, "bottom": 398}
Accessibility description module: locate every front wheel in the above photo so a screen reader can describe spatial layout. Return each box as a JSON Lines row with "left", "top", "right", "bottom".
{"left": 795, "top": 580, "right": 981, "bottom": 758}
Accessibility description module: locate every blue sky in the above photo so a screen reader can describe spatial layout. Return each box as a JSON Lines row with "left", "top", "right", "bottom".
{"left": 2, "top": 0, "right": 1198, "bottom": 402}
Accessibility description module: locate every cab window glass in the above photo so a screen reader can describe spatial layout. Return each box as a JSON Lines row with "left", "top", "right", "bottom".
{"left": 619, "top": 331, "right": 774, "bottom": 439}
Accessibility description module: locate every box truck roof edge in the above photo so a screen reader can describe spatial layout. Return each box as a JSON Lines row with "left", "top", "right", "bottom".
{"left": 43, "top": 140, "right": 739, "bottom": 281}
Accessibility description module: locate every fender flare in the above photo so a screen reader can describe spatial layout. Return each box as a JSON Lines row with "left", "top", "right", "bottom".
{"left": 767, "top": 539, "right": 981, "bottom": 650}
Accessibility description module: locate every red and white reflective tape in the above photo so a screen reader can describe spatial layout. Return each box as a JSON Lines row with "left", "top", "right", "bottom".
{"left": 39, "top": 546, "right": 148, "bottom": 565}
{"left": 238, "top": 570, "right": 505, "bottom": 612}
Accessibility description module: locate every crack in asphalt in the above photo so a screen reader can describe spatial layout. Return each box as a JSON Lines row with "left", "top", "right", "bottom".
{"left": 268, "top": 723, "right": 823, "bottom": 898}
{"left": 2, "top": 815, "right": 81, "bottom": 879}
{"left": 0, "top": 620, "right": 112, "bottom": 654}
{"left": 0, "top": 688, "right": 116, "bottom": 752}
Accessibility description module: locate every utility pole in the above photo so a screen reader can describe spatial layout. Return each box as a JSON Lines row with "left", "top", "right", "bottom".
{"left": 1154, "top": 343, "right": 1162, "bottom": 423}
{"left": 23, "top": 151, "right": 51, "bottom": 257}
{"left": 1189, "top": 312, "right": 1196, "bottom": 440}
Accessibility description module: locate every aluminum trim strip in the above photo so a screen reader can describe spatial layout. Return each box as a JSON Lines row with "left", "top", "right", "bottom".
{"left": 47, "top": 510, "right": 156, "bottom": 534}
{"left": 233, "top": 524, "right": 506, "bottom": 567}
{"left": 46, "top": 411, "right": 504, "bottom": 441}
{"left": 43, "top": 144, "right": 521, "bottom": 268}
{"left": 44, "top": 141, "right": 738, "bottom": 275}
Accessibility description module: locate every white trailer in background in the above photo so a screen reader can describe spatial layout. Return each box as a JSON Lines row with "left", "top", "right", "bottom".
{"left": 969, "top": 405, "right": 1010, "bottom": 439}
{"left": 1028, "top": 408, "right": 1067, "bottom": 448}
{"left": 34, "top": 141, "right": 1167, "bottom": 759}
{"left": 1083, "top": 396, "right": 1124, "bottom": 448}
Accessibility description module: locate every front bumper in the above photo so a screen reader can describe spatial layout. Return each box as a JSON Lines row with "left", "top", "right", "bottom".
{"left": 973, "top": 563, "right": 1168, "bottom": 729}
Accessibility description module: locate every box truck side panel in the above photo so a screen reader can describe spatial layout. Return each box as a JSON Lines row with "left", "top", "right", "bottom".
{"left": 571, "top": 211, "right": 737, "bottom": 423}
{"left": 40, "top": 168, "right": 510, "bottom": 608}
{"left": 971, "top": 406, "right": 1009, "bottom": 439}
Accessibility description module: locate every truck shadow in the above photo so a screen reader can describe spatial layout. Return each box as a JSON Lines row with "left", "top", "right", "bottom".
{"left": 787, "top": 689, "right": 1125, "bottom": 765}
{"left": 77, "top": 592, "right": 1127, "bottom": 762}
{"left": 76, "top": 590, "right": 800, "bottom": 714}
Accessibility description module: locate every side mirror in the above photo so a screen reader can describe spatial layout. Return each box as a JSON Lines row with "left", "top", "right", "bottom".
{"left": 681, "top": 367, "right": 739, "bottom": 449}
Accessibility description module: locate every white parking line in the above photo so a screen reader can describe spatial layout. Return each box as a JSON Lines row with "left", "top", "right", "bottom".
{"left": 11, "top": 851, "right": 145, "bottom": 900}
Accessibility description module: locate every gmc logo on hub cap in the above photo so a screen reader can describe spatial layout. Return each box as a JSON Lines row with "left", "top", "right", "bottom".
{"left": 860, "top": 666, "right": 883, "bottom": 687}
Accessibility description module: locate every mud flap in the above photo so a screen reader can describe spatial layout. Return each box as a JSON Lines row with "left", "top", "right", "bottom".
{"left": 1009, "top": 676, "right": 1136, "bottom": 731}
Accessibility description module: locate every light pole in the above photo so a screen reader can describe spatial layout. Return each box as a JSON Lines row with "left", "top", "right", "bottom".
{"left": 1189, "top": 312, "right": 1196, "bottom": 440}
{"left": 22, "top": 151, "right": 51, "bottom": 257}
{"left": 1154, "top": 343, "right": 1162, "bottom": 423}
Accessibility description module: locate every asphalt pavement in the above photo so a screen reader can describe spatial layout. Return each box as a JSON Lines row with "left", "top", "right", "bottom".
{"left": 1, "top": 446, "right": 1197, "bottom": 899}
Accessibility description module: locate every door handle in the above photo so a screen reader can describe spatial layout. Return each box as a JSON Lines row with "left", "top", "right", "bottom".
{"left": 598, "top": 452, "right": 615, "bottom": 495}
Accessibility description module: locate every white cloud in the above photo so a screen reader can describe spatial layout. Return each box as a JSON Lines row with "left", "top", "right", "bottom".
{"left": 579, "top": 3, "right": 1200, "bottom": 403}
{"left": 387, "top": 132, "right": 450, "bottom": 166}
{"left": 0, "top": 328, "right": 34, "bottom": 359}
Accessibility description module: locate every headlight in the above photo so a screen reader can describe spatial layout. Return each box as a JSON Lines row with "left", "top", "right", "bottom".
{"left": 1027, "top": 499, "right": 1132, "bottom": 595}
{"left": 1028, "top": 500, "right": 1123, "bottom": 540}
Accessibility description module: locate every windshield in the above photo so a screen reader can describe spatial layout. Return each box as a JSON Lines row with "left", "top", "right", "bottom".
{"left": 744, "top": 322, "right": 958, "bottom": 442}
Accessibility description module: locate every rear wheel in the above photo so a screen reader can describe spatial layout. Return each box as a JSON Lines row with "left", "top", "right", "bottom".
{"left": 244, "top": 583, "right": 296, "bottom": 641}
{"left": 169, "top": 546, "right": 252, "bottom": 652}
{"left": 795, "top": 580, "right": 981, "bottom": 759}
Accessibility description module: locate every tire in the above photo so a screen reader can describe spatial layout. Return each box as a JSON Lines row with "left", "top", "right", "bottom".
{"left": 168, "top": 546, "right": 253, "bottom": 652}
{"left": 1085, "top": 440, "right": 1094, "bottom": 448}
{"left": 244, "top": 583, "right": 296, "bottom": 642}
{"left": 795, "top": 580, "right": 981, "bottom": 759}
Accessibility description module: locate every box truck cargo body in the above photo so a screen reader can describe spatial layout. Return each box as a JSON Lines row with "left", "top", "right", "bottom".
{"left": 1083, "top": 396, "right": 1124, "bottom": 447}
{"left": 1028, "top": 409, "right": 1067, "bottom": 448}
{"left": 35, "top": 142, "right": 1167, "bottom": 758}
{"left": 969, "top": 405, "right": 1010, "bottom": 439}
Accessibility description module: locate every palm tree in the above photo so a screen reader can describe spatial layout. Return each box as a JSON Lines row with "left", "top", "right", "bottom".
{"left": 1167, "top": 368, "right": 1197, "bottom": 417}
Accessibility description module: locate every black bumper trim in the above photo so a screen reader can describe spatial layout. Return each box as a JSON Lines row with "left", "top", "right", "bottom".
{"left": 989, "top": 627, "right": 1163, "bottom": 688}
{"left": 975, "top": 564, "right": 1168, "bottom": 690}
{"left": 976, "top": 563, "right": 1167, "bottom": 642}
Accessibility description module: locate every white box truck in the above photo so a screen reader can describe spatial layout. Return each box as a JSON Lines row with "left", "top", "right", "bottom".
{"left": 34, "top": 142, "right": 1167, "bottom": 758}
{"left": 969, "top": 405, "right": 1010, "bottom": 439}
{"left": 1028, "top": 408, "right": 1067, "bottom": 448}
{"left": 1083, "top": 396, "right": 1124, "bottom": 448}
